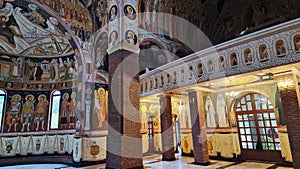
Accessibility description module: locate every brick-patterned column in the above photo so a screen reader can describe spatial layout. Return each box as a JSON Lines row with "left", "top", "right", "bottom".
{"left": 106, "top": 50, "right": 143, "bottom": 169}
{"left": 159, "top": 94, "right": 176, "bottom": 161}
{"left": 187, "top": 90, "right": 210, "bottom": 165}
{"left": 279, "top": 86, "right": 300, "bottom": 168}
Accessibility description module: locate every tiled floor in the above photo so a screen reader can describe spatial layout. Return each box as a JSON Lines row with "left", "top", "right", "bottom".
{"left": 0, "top": 154, "right": 294, "bottom": 169}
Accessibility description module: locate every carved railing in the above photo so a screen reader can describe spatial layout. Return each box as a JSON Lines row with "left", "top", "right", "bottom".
{"left": 140, "top": 18, "right": 300, "bottom": 97}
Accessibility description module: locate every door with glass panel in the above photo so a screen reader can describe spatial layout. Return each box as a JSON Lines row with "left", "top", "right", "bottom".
{"left": 235, "top": 93, "right": 282, "bottom": 162}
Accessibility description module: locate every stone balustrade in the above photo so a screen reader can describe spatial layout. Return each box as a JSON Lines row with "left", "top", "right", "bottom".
{"left": 140, "top": 18, "right": 300, "bottom": 97}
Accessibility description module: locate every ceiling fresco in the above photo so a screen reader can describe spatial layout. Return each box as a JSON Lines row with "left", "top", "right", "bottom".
{"left": 0, "top": 0, "right": 76, "bottom": 56}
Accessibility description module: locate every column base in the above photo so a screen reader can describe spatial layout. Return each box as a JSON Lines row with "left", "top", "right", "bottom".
{"left": 192, "top": 161, "right": 211, "bottom": 166}
{"left": 106, "top": 166, "right": 144, "bottom": 169}
{"left": 162, "top": 157, "right": 177, "bottom": 161}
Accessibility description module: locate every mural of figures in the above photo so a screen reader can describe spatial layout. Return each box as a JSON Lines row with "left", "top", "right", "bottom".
{"left": 94, "top": 32, "right": 109, "bottom": 84}
{"left": 109, "top": 5, "right": 118, "bottom": 21}
{"left": 124, "top": 5, "right": 136, "bottom": 20}
{"left": 275, "top": 40, "right": 287, "bottom": 57}
{"left": 259, "top": 44, "right": 269, "bottom": 61}
{"left": 230, "top": 52, "right": 238, "bottom": 67}
{"left": 243, "top": 48, "right": 253, "bottom": 65}
{"left": 293, "top": 35, "right": 300, "bottom": 53}
{"left": 94, "top": 88, "right": 108, "bottom": 129}
{"left": 6, "top": 94, "right": 21, "bottom": 132}
{"left": 216, "top": 94, "right": 228, "bottom": 128}
{"left": 125, "top": 30, "right": 138, "bottom": 45}
{"left": 197, "top": 62, "right": 203, "bottom": 77}
{"left": 60, "top": 93, "right": 70, "bottom": 129}
{"left": 205, "top": 96, "right": 216, "bottom": 128}
{"left": 23, "top": 55, "right": 78, "bottom": 82}
{"left": 95, "top": 0, "right": 108, "bottom": 29}
{"left": 21, "top": 94, "right": 35, "bottom": 131}
{"left": 35, "top": 94, "right": 48, "bottom": 131}
{"left": 69, "top": 92, "right": 76, "bottom": 128}
{"left": 207, "top": 60, "right": 213, "bottom": 73}
{"left": 109, "top": 30, "right": 118, "bottom": 46}
{"left": 0, "top": 1, "right": 74, "bottom": 56}
{"left": 218, "top": 56, "right": 225, "bottom": 71}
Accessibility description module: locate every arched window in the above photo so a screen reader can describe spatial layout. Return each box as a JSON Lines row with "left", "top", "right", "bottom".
{"left": 50, "top": 90, "right": 61, "bottom": 129}
{"left": 0, "top": 90, "right": 6, "bottom": 130}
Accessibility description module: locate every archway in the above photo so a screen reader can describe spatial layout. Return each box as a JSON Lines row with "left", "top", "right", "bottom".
{"left": 234, "top": 92, "right": 282, "bottom": 162}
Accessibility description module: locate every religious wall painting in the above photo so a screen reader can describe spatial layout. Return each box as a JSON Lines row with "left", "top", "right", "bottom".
{"left": 35, "top": 94, "right": 49, "bottom": 131}
{"left": 275, "top": 39, "right": 287, "bottom": 57}
{"left": 258, "top": 44, "right": 269, "bottom": 62}
{"left": 39, "top": 0, "right": 93, "bottom": 43}
{"left": 218, "top": 56, "right": 225, "bottom": 71}
{"left": 94, "top": 32, "right": 108, "bottom": 84}
{"left": 293, "top": 34, "right": 300, "bottom": 53}
{"left": 92, "top": 84, "right": 108, "bottom": 131}
{"left": 3, "top": 91, "right": 51, "bottom": 133}
{"left": 0, "top": 1, "right": 75, "bottom": 56}
{"left": 21, "top": 94, "right": 35, "bottom": 132}
{"left": 216, "top": 94, "right": 229, "bottom": 128}
{"left": 157, "top": 54, "right": 167, "bottom": 65}
{"left": 59, "top": 92, "right": 70, "bottom": 129}
{"left": 205, "top": 96, "right": 216, "bottom": 128}
{"left": 207, "top": 59, "right": 213, "bottom": 73}
{"left": 229, "top": 52, "right": 238, "bottom": 68}
{"left": 242, "top": 49, "right": 252, "bottom": 66}
{"left": 0, "top": 55, "right": 23, "bottom": 81}
{"left": 109, "top": 5, "right": 118, "bottom": 21}
{"left": 95, "top": 0, "right": 108, "bottom": 29}
{"left": 125, "top": 30, "right": 138, "bottom": 46}
{"left": 109, "top": 30, "right": 118, "bottom": 47}
{"left": 204, "top": 94, "right": 230, "bottom": 129}
{"left": 124, "top": 4, "right": 136, "bottom": 20}
{"left": 6, "top": 94, "right": 22, "bottom": 132}
{"left": 23, "top": 55, "right": 79, "bottom": 83}
{"left": 197, "top": 62, "right": 203, "bottom": 77}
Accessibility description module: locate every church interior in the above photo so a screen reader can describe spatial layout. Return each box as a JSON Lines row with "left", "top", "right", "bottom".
{"left": 0, "top": 0, "right": 300, "bottom": 168}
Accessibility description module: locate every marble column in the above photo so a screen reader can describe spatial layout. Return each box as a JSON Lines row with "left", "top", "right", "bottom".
{"left": 159, "top": 94, "right": 176, "bottom": 161}
{"left": 187, "top": 90, "right": 210, "bottom": 165}
{"left": 277, "top": 74, "right": 300, "bottom": 168}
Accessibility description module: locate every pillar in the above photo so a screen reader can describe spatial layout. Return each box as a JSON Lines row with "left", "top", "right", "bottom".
{"left": 278, "top": 73, "right": 300, "bottom": 168}
{"left": 106, "top": 0, "right": 143, "bottom": 168}
{"left": 106, "top": 50, "right": 143, "bottom": 169}
{"left": 159, "top": 94, "right": 176, "bottom": 161}
{"left": 187, "top": 90, "right": 210, "bottom": 165}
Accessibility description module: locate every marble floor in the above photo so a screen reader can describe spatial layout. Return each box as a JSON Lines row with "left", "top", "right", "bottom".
{"left": 0, "top": 154, "right": 294, "bottom": 169}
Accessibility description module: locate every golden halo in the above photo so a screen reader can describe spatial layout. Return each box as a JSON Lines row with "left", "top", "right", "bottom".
{"left": 12, "top": 94, "right": 21, "bottom": 101}
{"left": 71, "top": 92, "right": 76, "bottom": 99}
{"left": 0, "top": 14, "right": 9, "bottom": 22}
{"left": 128, "top": 6, "right": 133, "bottom": 13}
{"left": 98, "top": 88, "right": 105, "bottom": 95}
{"left": 25, "top": 94, "right": 35, "bottom": 101}
{"left": 63, "top": 93, "right": 69, "bottom": 99}
{"left": 38, "top": 94, "right": 46, "bottom": 101}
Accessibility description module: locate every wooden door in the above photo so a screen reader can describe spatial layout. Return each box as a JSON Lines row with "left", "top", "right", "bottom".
{"left": 235, "top": 93, "right": 283, "bottom": 162}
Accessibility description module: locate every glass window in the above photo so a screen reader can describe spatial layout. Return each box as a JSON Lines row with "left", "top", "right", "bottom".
{"left": 247, "top": 102, "right": 252, "bottom": 110}
{"left": 50, "top": 90, "right": 61, "bottom": 129}
{"left": 270, "top": 113, "right": 276, "bottom": 119}
{"left": 246, "top": 95, "right": 251, "bottom": 101}
{"left": 0, "top": 90, "right": 6, "bottom": 130}
{"left": 241, "top": 135, "right": 246, "bottom": 141}
{"left": 241, "top": 98, "right": 245, "bottom": 104}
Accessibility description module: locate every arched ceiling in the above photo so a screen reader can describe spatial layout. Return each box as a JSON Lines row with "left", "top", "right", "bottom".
{"left": 0, "top": 0, "right": 79, "bottom": 56}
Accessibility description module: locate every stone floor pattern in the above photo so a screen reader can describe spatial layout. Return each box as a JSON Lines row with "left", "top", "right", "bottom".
{"left": 0, "top": 154, "right": 294, "bottom": 169}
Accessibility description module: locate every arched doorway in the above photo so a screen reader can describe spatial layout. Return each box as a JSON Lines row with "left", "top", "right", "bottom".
{"left": 147, "top": 115, "right": 155, "bottom": 153}
{"left": 234, "top": 93, "right": 282, "bottom": 162}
